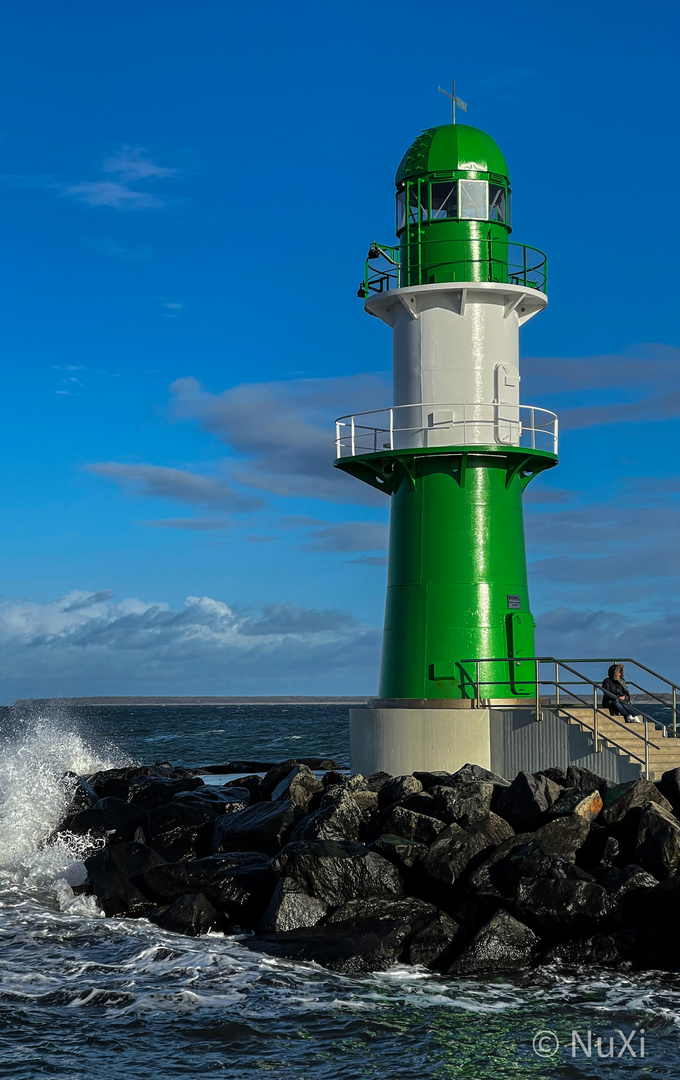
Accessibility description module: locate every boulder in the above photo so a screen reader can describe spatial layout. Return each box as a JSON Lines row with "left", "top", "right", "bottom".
{"left": 136, "top": 852, "right": 276, "bottom": 929}
{"left": 494, "top": 771, "right": 562, "bottom": 831}
{"left": 530, "top": 815, "right": 591, "bottom": 860}
{"left": 84, "top": 841, "right": 165, "bottom": 917}
{"left": 623, "top": 877, "right": 680, "bottom": 969}
{"left": 258, "top": 879, "right": 328, "bottom": 932}
{"left": 149, "top": 892, "right": 219, "bottom": 936}
{"left": 431, "top": 782, "right": 495, "bottom": 825}
{"left": 270, "top": 764, "right": 324, "bottom": 810}
{"left": 324, "top": 894, "right": 461, "bottom": 970}
{"left": 631, "top": 801, "right": 680, "bottom": 879}
{"left": 542, "top": 931, "right": 636, "bottom": 970}
{"left": 536, "top": 767, "right": 568, "bottom": 787}
{"left": 466, "top": 837, "right": 594, "bottom": 905}
{"left": 273, "top": 840, "right": 403, "bottom": 908}
{"left": 399, "top": 793, "right": 442, "bottom": 817}
{"left": 260, "top": 760, "right": 301, "bottom": 798}
{"left": 446, "top": 911, "right": 538, "bottom": 975}
{"left": 146, "top": 802, "right": 215, "bottom": 862}
{"left": 413, "top": 770, "right": 455, "bottom": 790}
{"left": 599, "top": 864, "right": 658, "bottom": 900}
{"left": 68, "top": 797, "right": 149, "bottom": 845}
{"left": 379, "top": 806, "right": 446, "bottom": 846}
{"left": 547, "top": 788, "right": 603, "bottom": 823}
{"left": 515, "top": 876, "right": 615, "bottom": 937}
{"left": 172, "top": 786, "right": 250, "bottom": 815}
{"left": 60, "top": 773, "right": 99, "bottom": 821}
{"left": 378, "top": 775, "right": 423, "bottom": 809}
{"left": 290, "top": 789, "right": 363, "bottom": 844}
{"left": 211, "top": 799, "right": 300, "bottom": 855}
{"left": 353, "top": 790, "right": 380, "bottom": 818}
{"left": 565, "top": 766, "right": 612, "bottom": 795}
{"left": 656, "top": 767, "right": 680, "bottom": 816}
{"left": 422, "top": 813, "right": 514, "bottom": 890}
{"left": 363, "top": 772, "right": 392, "bottom": 793}
{"left": 450, "top": 763, "right": 509, "bottom": 787}
{"left": 254, "top": 916, "right": 411, "bottom": 974}
{"left": 223, "top": 775, "right": 264, "bottom": 802}
{"left": 576, "top": 825, "right": 619, "bottom": 874}
{"left": 600, "top": 779, "right": 672, "bottom": 828}
{"left": 371, "top": 834, "right": 428, "bottom": 873}
{"left": 130, "top": 776, "right": 205, "bottom": 810}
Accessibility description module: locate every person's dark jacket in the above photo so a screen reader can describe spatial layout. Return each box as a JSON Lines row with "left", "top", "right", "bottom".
{"left": 601, "top": 665, "right": 631, "bottom": 715}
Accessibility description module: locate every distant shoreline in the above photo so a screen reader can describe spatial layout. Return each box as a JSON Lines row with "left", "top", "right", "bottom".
{"left": 9, "top": 696, "right": 370, "bottom": 707}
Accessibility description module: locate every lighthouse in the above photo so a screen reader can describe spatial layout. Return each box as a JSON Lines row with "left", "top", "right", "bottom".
{"left": 336, "top": 111, "right": 559, "bottom": 775}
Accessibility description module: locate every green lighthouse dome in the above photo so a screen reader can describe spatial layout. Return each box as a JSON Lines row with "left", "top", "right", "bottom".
{"left": 395, "top": 123, "right": 510, "bottom": 185}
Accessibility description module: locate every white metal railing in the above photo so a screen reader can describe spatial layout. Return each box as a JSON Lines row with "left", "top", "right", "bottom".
{"left": 334, "top": 402, "right": 558, "bottom": 458}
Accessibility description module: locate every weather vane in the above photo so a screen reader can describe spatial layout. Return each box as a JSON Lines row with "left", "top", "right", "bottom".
{"left": 438, "top": 79, "right": 467, "bottom": 124}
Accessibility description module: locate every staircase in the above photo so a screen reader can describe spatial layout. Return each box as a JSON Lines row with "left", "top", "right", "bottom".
{"left": 548, "top": 705, "right": 680, "bottom": 781}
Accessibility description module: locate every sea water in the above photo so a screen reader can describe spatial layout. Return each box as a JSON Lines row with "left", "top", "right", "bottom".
{"left": 0, "top": 704, "right": 677, "bottom": 1078}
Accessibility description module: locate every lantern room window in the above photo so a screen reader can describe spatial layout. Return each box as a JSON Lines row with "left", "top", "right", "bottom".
{"left": 489, "top": 184, "right": 507, "bottom": 223}
{"left": 396, "top": 189, "right": 406, "bottom": 231}
{"left": 430, "top": 183, "right": 458, "bottom": 219}
{"left": 459, "top": 179, "right": 488, "bottom": 220}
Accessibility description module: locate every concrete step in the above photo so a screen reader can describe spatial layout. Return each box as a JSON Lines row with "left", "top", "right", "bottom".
{"left": 549, "top": 705, "right": 680, "bottom": 779}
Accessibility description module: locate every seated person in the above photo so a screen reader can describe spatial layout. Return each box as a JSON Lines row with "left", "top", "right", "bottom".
{"left": 601, "top": 663, "right": 642, "bottom": 724}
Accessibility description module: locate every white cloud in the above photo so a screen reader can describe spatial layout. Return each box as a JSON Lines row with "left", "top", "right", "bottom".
{"left": 0, "top": 592, "right": 380, "bottom": 700}
{"left": 169, "top": 374, "right": 391, "bottom": 505}
{"left": 62, "top": 146, "right": 180, "bottom": 212}
{"left": 86, "top": 462, "right": 264, "bottom": 512}
{"left": 64, "top": 180, "right": 166, "bottom": 210}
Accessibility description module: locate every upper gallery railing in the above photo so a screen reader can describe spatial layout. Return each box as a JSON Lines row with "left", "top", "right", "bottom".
{"left": 357, "top": 239, "right": 548, "bottom": 296}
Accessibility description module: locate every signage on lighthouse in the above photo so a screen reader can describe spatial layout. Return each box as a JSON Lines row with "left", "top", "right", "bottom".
{"left": 336, "top": 90, "right": 559, "bottom": 775}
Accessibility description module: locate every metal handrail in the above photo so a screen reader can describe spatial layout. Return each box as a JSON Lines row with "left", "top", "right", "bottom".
{"left": 555, "top": 657, "right": 679, "bottom": 735}
{"left": 358, "top": 238, "right": 548, "bottom": 296}
{"left": 334, "top": 402, "right": 558, "bottom": 458}
{"left": 457, "top": 654, "right": 672, "bottom": 779}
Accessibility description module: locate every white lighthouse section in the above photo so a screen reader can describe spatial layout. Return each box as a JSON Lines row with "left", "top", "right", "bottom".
{"left": 335, "top": 281, "right": 556, "bottom": 457}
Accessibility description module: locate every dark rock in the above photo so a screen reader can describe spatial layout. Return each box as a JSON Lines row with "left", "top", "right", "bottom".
{"left": 260, "top": 760, "right": 301, "bottom": 798}
{"left": 421, "top": 813, "right": 514, "bottom": 890}
{"left": 61, "top": 773, "right": 99, "bottom": 821}
{"left": 656, "top": 767, "right": 680, "bottom": 816}
{"left": 431, "top": 782, "right": 495, "bottom": 825}
{"left": 364, "top": 772, "right": 392, "bottom": 793}
{"left": 131, "top": 777, "right": 206, "bottom": 811}
{"left": 515, "top": 876, "right": 615, "bottom": 936}
{"left": 137, "top": 853, "right": 275, "bottom": 929}
{"left": 380, "top": 806, "right": 446, "bottom": 846}
{"left": 542, "top": 931, "right": 636, "bottom": 970}
{"left": 273, "top": 840, "right": 403, "bottom": 908}
{"left": 324, "top": 894, "right": 460, "bottom": 970}
{"left": 413, "top": 770, "right": 454, "bottom": 790}
{"left": 322, "top": 770, "right": 348, "bottom": 788}
{"left": 149, "top": 892, "right": 218, "bottom": 936}
{"left": 258, "top": 879, "right": 328, "bottom": 932}
{"left": 446, "top": 911, "right": 538, "bottom": 975}
{"left": 270, "top": 764, "right": 324, "bottom": 810}
{"left": 600, "top": 779, "right": 672, "bottom": 827}
{"left": 623, "top": 877, "right": 680, "bottom": 969}
{"left": 222, "top": 775, "right": 264, "bottom": 802}
{"left": 466, "top": 836, "right": 594, "bottom": 905}
{"left": 146, "top": 802, "right": 215, "bottom": 862}
{"left": 565, "top": 766, "right": 612, "bottom": 795}
{"left": 353, "top": 790, "right": 380, "bottom": 818}
{"left": 547, "top": 788, "right": 603, "bottom": 823}
{"left": 211, "top": 799, "right": 301, "bottom": 855}
{"left": 536, "top": 767, "right": 568, "bottom": 787}
{"left": 378, "top": 775, "right": 423, "bottom": 809}
{"left": 599, "top": 864, "right": 658, "bottom": 899}
{"left": 372, "top": 834, "right": 428, "bottom": 872}
{"left": 631, "top": 801, "right": 680, "bottom": 879}
{"left": 172, "top": 786, "right": 250, "bottom": 815}
{"left": 576, "top": 825, "right": 619, "bottom": 873}
{"left": 68, "top": 797, "right": 149, "bottom": 845}
{"left": 200, "top": 761, "right": 277, "bottom": 774}
{"left": 400, "top": 792, "right": 441, "bottom": 817}
{"left": 450, "top": 763, "right": 509, "bottom": 786}
{"left": 494, "top": 771, "right": 562, "bottom": 831}
{"left": 84, "top": 841, "right": 165, "bottom": 916}
{"left": 530, "top": 815, "right": 591, "bottom": 860}
{"left": 290, "top": 789, "right": 362, "bottom": 843}
{"left": 254, "top": 917, "right": 410, "bottom": 974}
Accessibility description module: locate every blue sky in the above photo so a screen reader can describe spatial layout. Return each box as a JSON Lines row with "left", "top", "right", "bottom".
{"left": 1, "top": 0, "right": 679, "bottom": 700}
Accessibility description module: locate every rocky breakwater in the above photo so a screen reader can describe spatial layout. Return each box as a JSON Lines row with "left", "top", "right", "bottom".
{"left": 53, "top": 759, "right": 680, "bottom": 976}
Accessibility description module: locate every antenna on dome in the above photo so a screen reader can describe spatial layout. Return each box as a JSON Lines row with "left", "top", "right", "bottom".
{"left": 438, "top": 79, "right": 467, "bottom": 124}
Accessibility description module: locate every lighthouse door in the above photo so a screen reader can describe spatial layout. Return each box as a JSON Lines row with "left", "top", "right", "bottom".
{"left": 494, "top": 363, "right": 520, "bottom": 445}
{"left": 505, "top": 611, "right": 533, "bottom": 696}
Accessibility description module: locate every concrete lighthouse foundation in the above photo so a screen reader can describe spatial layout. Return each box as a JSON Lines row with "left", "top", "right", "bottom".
{"left": 349, "top": 703, "right": 642, "bottom": 783}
